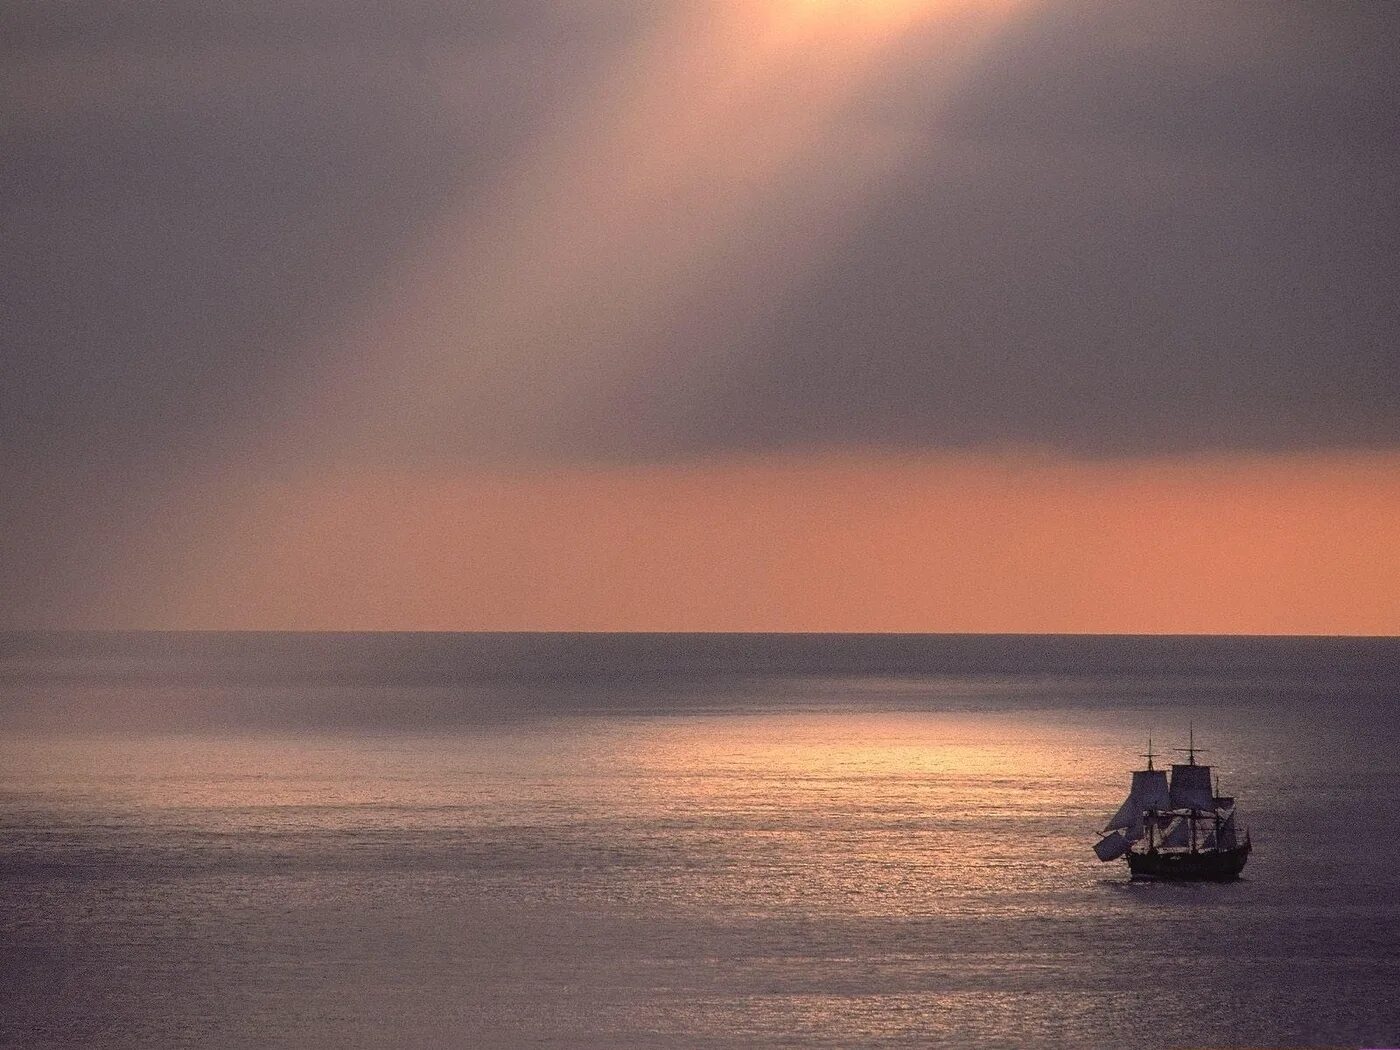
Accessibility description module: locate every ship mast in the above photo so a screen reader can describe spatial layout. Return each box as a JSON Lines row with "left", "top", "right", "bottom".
{"left": 1213, "top": 772, "right": 1223, "bottom": 850}
{"left": 1140, "top": 736, "right": 1157, "bottom": 852}
{"left": 1188, "top": 727, "right": 1196, "bottom": 852}
{"left": 1172, "top": 723, "right": 1211, "bottom": 854}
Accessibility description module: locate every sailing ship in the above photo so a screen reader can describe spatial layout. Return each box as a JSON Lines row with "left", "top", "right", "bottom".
{"left": 1093, "top": 729, "right": 1251, "bottom": 881}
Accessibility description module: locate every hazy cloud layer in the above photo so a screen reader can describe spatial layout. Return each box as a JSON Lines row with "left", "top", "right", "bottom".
{"left": 3, "top": 1, "right": 1399, "bottom": 620}
{"left": 3, "top": 0, "right": 642, "bottom": 474}
{"left": 579, "top": 3, "right": 1400, "bottom": 458}
{"left": 2, "top": 1, "right": 645, "bottom": 614}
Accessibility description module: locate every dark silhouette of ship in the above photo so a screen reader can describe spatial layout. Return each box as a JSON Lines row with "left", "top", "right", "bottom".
{"left": 1093, "top": 729, "right": 1251, "bottom": 881}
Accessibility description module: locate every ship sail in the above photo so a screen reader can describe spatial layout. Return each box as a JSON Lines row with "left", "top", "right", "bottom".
{"left": 1094, "top": 830, "right": 1131, "bottom": 861}
{"left": 1131, "top": 769, "right": 1171, "bottom": 811}
{"left": 1159, "top": 817, "right": 1191, "bottom": 849}
{"left": 1169, "top": 763, "right": 1215, "bottom": 810}
{"left": 1103, "top": 798, "right": 1139, "bottom": 834}
{"left": 1103, "top": 769, "right": 1172, "bottom": 834}
{"left": 1218, "top": 811, "right": 1239, "bottom": 850}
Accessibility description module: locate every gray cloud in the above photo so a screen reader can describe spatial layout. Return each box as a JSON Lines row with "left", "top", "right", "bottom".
{"left": 571, "top": 2, "right": 1400, "bottom": 458}
{"left": 2, "top": 0, "right": 647, "bottom": 469}
{"left": 1, "top": 1, "right": 648, "bottom": 618}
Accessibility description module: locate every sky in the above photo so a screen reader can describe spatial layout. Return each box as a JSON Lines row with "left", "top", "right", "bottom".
{"left": 4, "top": 0, "right": 1399, "bottom": 633}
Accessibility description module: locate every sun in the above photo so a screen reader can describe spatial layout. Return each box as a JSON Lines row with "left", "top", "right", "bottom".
{"left": 770, "top": 0, "right": 1015, "bottom": 43}
{"left": 780, "top": 0, "right": 995, "bottom": 18}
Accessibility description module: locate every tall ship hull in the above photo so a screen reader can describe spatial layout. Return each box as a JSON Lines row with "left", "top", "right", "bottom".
{"left": 1127, "top": 840, "right": 1251, "bottom": 882}
{"left": 1093, "top": 730, "right": 1251, "bottom": 882}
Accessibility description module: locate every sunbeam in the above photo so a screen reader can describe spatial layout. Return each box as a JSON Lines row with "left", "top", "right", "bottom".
{"left": 291, "top": 0, "right": 1032, "bottom": 464}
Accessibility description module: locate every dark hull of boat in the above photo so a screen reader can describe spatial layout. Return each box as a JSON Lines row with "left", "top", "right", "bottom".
{"left": 1127, "top": 841, "right": 1251, "bottom": 882}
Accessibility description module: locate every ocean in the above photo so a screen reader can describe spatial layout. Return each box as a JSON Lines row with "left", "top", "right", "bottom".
{"left": 2, "top": 632, "right": 1398, "bottom": 1048}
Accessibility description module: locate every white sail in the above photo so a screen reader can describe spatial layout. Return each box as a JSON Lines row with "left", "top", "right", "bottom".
{"left": 1131, "top": 769, "right": 1172, "bottom": 811}
{"left": 1094, "top": 830, "right": 1131, "bottom": 861}
{"left": 1169, "top": 763, "right": 1215, "bottom": 810}
{"left": 1103, "top": 768, "right": 1172, "bottom": 833}
{"left": 1104, "top": 796, "right": 1142, "bottom": 834}
{"left": 1219, "top": 811, "right": 1239, "bottom": 849}
{"left": 1159, "top": 817, "right": 1191, "bottom": 849}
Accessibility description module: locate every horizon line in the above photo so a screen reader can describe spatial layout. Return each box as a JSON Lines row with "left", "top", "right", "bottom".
{"left": 4, "top": 629, "right": 1397, "bottom": 640}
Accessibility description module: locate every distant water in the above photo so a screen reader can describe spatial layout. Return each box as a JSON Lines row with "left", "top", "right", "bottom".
{"left": 3, "top": 632, "right": 1398, "bottom": 1048}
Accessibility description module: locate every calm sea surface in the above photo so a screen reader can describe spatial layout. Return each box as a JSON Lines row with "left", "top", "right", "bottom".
{"left": 2, "top": 633, "right": 1398, "bottom": 1048}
